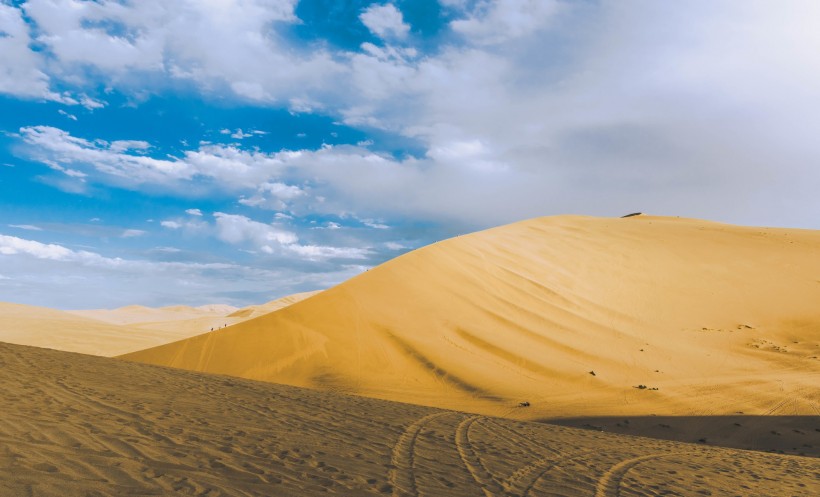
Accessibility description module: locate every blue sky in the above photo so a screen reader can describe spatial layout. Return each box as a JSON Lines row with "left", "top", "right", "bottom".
{"left": 1, "top": 0, "right": 819, "bottom": 309}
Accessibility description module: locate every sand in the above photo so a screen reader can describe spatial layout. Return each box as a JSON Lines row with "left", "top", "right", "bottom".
{"left": 120, "top": 215, "right": 820, "bottom": 445}
{"left": 1, "top": 341, "right": 817, "bottom": 497}
{"left": 0, "top": 292, "right": 318, "bottom": 357}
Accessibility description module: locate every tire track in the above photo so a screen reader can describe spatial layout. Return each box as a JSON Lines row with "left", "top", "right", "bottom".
{"left": 389, "top": 411, "right": 453, "bottom": 497}
{"left": 454, "top": 415, "right": 505, "bottom": 497}
{"left": 482, "top": 418, "right": 561, "bottom": 459}
{"left": 594, "top": 452, "right": 691, "bottom": 497}
{"left": 518, "top": 448, "right": 600, "bottom": 497}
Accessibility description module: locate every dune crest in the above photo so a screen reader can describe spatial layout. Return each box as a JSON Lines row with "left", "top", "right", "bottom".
{"left": 121, "top": 215, "right": 820, "bottom": 430}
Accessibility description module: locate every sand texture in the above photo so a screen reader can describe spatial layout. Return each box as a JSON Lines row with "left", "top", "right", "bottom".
{"left": 1, "top": 341, "right": 818, "bottom": 497}
{"left": 121, "top": 216, "right": 820, "bottom": 436}
{"left": 1, "top": 292, "right": 317, "bottom": 357}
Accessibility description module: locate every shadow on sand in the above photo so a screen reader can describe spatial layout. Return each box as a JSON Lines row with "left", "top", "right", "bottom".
{"left": 544, "top": 415, "right": 820, "bottom": 457}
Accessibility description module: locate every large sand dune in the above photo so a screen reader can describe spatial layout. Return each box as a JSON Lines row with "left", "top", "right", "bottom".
{"left": 121, "top": 215, "right": 820, "bottom": 439}
{"left": 2, "top": 342, "right": 817, "bottom": 496}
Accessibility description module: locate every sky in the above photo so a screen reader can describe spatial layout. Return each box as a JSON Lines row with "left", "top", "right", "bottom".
{"left": 1, "top": 0, "right": 819, "bottom": 309}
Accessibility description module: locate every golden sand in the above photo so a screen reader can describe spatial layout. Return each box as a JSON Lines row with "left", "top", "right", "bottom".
{"left": 2, "top": 342, "right": 816, "bottom": 496}
{"left": 121, "top": 215, "right": 820, "bottom": 428}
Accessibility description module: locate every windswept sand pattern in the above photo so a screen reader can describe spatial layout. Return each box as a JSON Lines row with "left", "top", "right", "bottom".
{"left": 1, "top": 342, "right": 818, "bottom": 497}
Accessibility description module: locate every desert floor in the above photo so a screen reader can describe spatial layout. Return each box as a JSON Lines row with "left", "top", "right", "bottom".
{"left": 1, "top": 342, "right": 817, "bottom": 497}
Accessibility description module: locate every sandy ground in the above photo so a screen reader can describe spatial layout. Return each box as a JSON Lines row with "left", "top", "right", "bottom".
{"left": 0, "top": 292, "right": 318, "bottom": 356}
{"left": 1, "top": 342, "right": 817, "bottom": 497}
{"left": 121, "top": 215, "right": 820, "bottom": 442}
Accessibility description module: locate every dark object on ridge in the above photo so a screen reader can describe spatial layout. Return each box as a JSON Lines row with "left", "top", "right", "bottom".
{"left": 589, "top": 370, "right": 596, "bottom": 376}
{"left": 519, "top": 401, "right": 530, "bottom": 407}
{"left": 621, "top": 212, "right": 643, "bottom": 218}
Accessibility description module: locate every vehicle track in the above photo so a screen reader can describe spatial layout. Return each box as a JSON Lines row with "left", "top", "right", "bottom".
{"left": 454, "top": 415, "right": 505, "bottom": 497}
{"left": 389, "top": 411, "right": 454, "bottom": 497}
{"left": 594, "top": 452, "right": 692, "bottom": 497}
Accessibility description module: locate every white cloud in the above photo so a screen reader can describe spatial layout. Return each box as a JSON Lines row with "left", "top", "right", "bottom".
{"left": 58, "top": 109, "right": 78, "bottom": 121}
{"left": 9, "top": 2, "right": 820, "bottom": 230}
{"left": 363, "top": 220, "right": 389, "bottom": 230}
{"left": 121, "top": 229, "right": 146, "bottom": 238}
{"left": 19, "top": 0, "right": 341, "bottom": 103}
{"left": 0, "top": 234, "right": 102, "bottom": 264}
{"left": 0, "top": 3, "right": 56, "bottom": 100}
{"left": 160, "top": 220, "right": 182, "bottom": 229}
{"left": 20, "top": 126, "right": 195, "bottom": 186}
{"left": 8, "top": 224, "right": 43, "bottom": 231}
{"left": 360, "top": 3, "right": 410, "bottom": 40}
{"left": 109, "top": 140, "right": 151, "bottom": 153}
{"left": 214, "top": 212, "right": 298, "bottom": 247}
{"left": 239, "top": 182, "right": 305, "bottom": 210}
{"left": 450, "top": 0, "right": 561, "bottom": 45}
{"left": 213, "top": 213, "right": 369, "bottom": 261}
{"left": 287, "top": 244, "right": 369, "bottom": 260}
{"left": 185, "top": 208, "right": 203, "bottom": 216}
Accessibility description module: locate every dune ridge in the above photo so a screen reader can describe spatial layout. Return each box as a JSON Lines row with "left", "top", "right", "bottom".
{"left": 121, "top": 215, "right": 820, "bottom": 434}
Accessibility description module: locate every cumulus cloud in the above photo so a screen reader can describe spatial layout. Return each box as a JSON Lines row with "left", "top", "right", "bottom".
{"left": 239, "top": 182, "right": 306, "bottom": 210}
{"left": 17, "top": 0, "right": 341, "bottom": 103}
{"left": 185, "top": 208, "right": 203, "bottom": 216}
{"left": 0, "top": 235, "right": 80, "bottom": 261}
{"left": 339, "top": 0, "right": 820, "bottom": 228}
{"left": 8, "top": 1, "right": 820, "bottom": 230}
{"left": 450, "top": 0, "right": 561, "bottom": 45}
{"left": 360, "top": 3, "right": 410, "bottom": 40}
{"left": 0, "top": 3, "right": 57, "bottom": 100}
{"left": 213, "top": 213, "right": 369, "bottom": 260}
{"left": 214, "top": 212, "right": 298, "bottom": 247}
{"left": 20, "top": 126, "right": 194, "bottom": 186}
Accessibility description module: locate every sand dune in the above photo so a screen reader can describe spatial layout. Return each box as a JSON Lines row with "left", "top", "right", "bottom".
{"left": 1, "top": 292, "right": 318, "bottom": 357}
{"left": 227, "top": 290, "right": 322, "bottom": 320}
{"left": 122, "top": 215, "right": 820, "bottom": 445}
{"left": 70, "top": 302, "right": 238, "bottom": 326}
{"left": 0, "top": 302, "right": 210, "bottom": 357}
{"left": 1, "top": 342, "right": 817, "bottom": 496}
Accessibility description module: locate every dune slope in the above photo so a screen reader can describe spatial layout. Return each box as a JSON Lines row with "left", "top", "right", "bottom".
{"left": 122, "top": 215, "right": 820, "bottom": 426}
{"left": 2, "top": 341, "right": 817, "bottom": 496}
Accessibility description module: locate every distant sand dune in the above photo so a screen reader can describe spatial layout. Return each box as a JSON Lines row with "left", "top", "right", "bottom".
{"left": 121, "top": 215, "right": 820, "bottom": 450}
{"left": 0, "top": 292, "right": 318, "bottom": 356}
{"left": 1, "top": 342, "right": 816, "bottom": 496}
